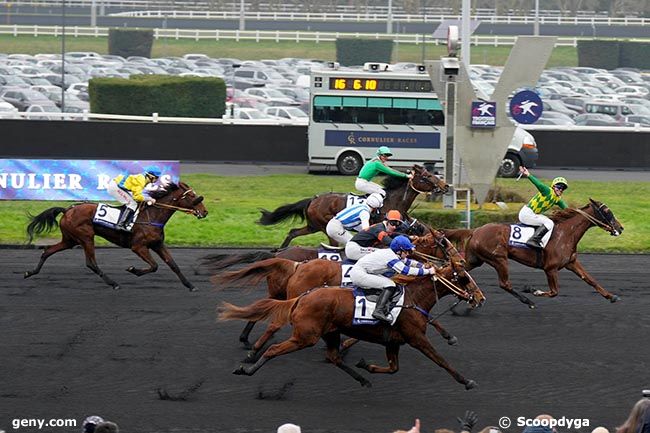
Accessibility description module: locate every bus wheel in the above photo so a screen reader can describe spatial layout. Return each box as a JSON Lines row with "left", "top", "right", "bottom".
{"left": 498, "top": 152, "right": 521, "bottom": 178}
{"left": 337, "top": 152, "right": 363, "bottom": 176}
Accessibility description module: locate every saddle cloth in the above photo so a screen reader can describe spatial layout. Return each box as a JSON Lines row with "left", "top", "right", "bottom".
{"left": 352, "top": 286, "right": 405, "bottom": 326}
{"left": 318, "top": 245, "right": 346, "bottom": 262}
{"left": 93, "top": 203, "right": 139, "bottom": 232}
{"left": 346, "top": 193, "right": 368, "bottom": 208}
{"left": 508, "top": 224, "right": 537, "bottom": 248}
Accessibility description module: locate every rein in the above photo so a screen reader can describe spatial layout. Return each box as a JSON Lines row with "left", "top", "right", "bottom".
{"left": 153, "top": 202, "right": 196, "bottom": 215}
{"left": 574, "top": 207, "right": 613, "bottom": 232}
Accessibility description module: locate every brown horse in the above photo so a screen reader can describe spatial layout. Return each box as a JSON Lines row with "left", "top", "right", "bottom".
{"left": 258, "top": 164, "right": 448, "bottom": 248}
{"left": 442, "top": 199, "right": 624, "bottom": 308}
{"left": 25, "top": 182, "right": 208, "bottom": 291}
{"left": 215, "top": 231, "right": 473, "bottom": 351}
{"left": 218, "top": 264, "right": 485, "bottom": 389}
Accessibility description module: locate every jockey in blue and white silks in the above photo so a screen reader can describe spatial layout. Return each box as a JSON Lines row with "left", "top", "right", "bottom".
{"left": 325, "top": 193, "right": 383, "bottom": 245}
{"left": 350, "top": 236, "right": 434, "bottom": 323}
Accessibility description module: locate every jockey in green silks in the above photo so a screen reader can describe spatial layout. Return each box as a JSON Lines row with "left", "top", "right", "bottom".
{"left": 518, "top": 166, "right": 568, "bottom": 249}
{"left": 354, "top": 146, "right": 413, "bottom": 198}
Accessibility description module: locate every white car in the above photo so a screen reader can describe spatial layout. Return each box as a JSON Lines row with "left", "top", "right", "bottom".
{"left": 0, "top": 101, "right": 18, "bottom": 118}
{"left": 25, "top": 104, "right": 62, "bottom": 120}
{"left": 233, "top": 108, "right": 271, "bottom": 120}
{"left": 66, "top": 82, "right": 89, "bottom": 97}
{"left": 264, "top": 106, "right": 308, "bottom": 124}
{"left": 243, "top": 87, "right": 296, "bottom": 105}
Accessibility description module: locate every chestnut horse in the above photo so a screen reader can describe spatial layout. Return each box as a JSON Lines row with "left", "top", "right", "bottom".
{"left": 25, "top": 182, "right": 208, "bottom": 291}
{"left": 442, "top": 199, "right": 624, "bottom": 308}
{"left": 218, "top": 265, "right": 485, "bottom": 389}
{"left": 215, "top": 231, "right": 473, "bottom": 352}
{"left": 258, "top": 164, "right": 448, "bottom": 248}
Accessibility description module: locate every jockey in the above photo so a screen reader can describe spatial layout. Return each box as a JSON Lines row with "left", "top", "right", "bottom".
{"left": 350, "top": 235, "right": 434, "bottom": 323}
{"left": 107, "top": 165, "right": 162, "bottom": 231}
{"left": 345, "top": 209, "right": 402, "bottom": 261}
{"left": 355, "top": 146, "right": 413, "bottom": 197}
{"left": 325, "top": 193, "right": 383, "bottom": 245}
{"left": 518, "top": 166, "right": 568, "bottom": 249}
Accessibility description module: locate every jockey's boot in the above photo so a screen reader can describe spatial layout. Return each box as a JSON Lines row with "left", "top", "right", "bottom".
{"left": 526, "top": 226, "right": 548, "bottom": 249}
{"left": 372, "top": 286, "right": 397, "bottom": 323}
{"left": 116, "top": 208, "right": 134, "bottom": 232}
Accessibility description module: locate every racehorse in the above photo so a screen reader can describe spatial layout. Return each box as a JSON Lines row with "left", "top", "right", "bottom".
{"left": 442, "top": 199, "right": 624, "bottom": 308}
{"left": 25, "top": 182, "right": 208, "bottom": 291}
{"left": 258, "top": 164, "right": 448, "bottom": 248}
{"left": 218, "top": 263, "right": 485, "bottom": 389}
{"left": 215, "top": 231, "right": 474, "bottom": 352}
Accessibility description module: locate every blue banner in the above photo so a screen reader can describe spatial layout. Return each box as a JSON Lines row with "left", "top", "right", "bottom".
{"left": 325, "top": 130, "right": 440, "bottom": 149}
{"left": 0, "top": 160, "right": 180, "bottom": 201}
{"left": 510, "top": 90, "right": 543, "bottom": 124}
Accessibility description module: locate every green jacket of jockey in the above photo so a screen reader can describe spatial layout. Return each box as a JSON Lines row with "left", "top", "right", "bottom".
{"left": 525, "top": 174, "right": 568, "bottom": 213}
{"left": 355, "top": 146, "right": 411, "bottom": 197}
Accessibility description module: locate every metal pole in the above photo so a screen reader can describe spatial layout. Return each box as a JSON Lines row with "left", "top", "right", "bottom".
{"left": 461, "top": 0, "right": 470, "bottom": 70}
{"left": 239, "top": 0, "right": 245, "bottom": 31}
{"left": 61, "top": 0, "right": 66, "bottom": 113}
{"left": 91, "top": 0, "right": 96, "bottom": 27}
{"left": 533, "top": 0, "right": 540, "bottom": 35}
{"left": 386, "top": 0, "right": 393, "bottom": 34}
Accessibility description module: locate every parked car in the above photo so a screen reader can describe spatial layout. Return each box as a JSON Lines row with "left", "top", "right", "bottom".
{"left": 624, "top": 115, "right": 650, "bottom": 126}
{"left": 573, "top": 113, "right": 620, "bottom": 126}
{"left": 24, "top": 103, "right": 62, "bottom": 120}
{"left": 498, "top": 127, "right": 539, "bottom": 178}
{"left": 1, "top": 89, "right": 55, "bottom": 111}
{"left": 0, "top": 100, "right": 18, "bottom": 118}
{"left": 263, "top": 106, "right": 308, "bottom": 123}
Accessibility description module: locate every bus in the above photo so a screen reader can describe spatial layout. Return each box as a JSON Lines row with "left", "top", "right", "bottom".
{"left": 308, "top": 63, "right": 446, "bottom": 175}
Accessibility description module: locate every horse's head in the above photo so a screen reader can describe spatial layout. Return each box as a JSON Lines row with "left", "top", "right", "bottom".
{"left": 400, "top": 216, "right": 428, "bottom": 236}
{"left": 588, "top": 198, "right": 623, "bottom": 236}
{"left": 155, "top": 182, "right": 208, "bottom": 219}
{"left": 409, "top": 164, "right": 449, "bottom": 195}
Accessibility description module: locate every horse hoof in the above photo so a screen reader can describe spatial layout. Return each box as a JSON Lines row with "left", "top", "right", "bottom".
{"left": 189, "top": 286, "right": 198, "bottom": 292}
{"left": 360, "top": 379, "right": 372, "bottom": 388}
{"left": 24, "top": 271, "right": 31, "bottom": 279}
{"left": 240, "top": 341, "right": 252, "bottom": 350}
{"left": 465, "top": 380, "right": 478, "bottom": 390}
{"left": 112, "top": 284, "right": 121, "bottom": 291}
{"left": 355, "top": 358, "right": 368, "bottom": 369}
{"left": 126, "top": 266, "right": 135, "bottom": 273}
{"left": 533, "top": 290, "right": 545, "bottom": 297}
{"left": 528, "top": 303, "right": 537, "bottom": 309}
{"left": 232, "top": 365, "right": 247, "bottom": 375}
{"left": 447, "top": 336, "right": 459, "bottom": 346}
{"left": 242, "top": 351, "right": 258, "bottom": 364}
{"left": 610, "top": 295, "right": 620, "bottom": 303}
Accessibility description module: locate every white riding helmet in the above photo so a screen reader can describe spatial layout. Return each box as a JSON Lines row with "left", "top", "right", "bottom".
{"left": 365, "top": 193, "right": 384, "bottom": 209}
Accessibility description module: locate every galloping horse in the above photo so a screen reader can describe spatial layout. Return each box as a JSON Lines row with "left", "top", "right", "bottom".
{"left": 442, "top": 199, "right": 624, "bottom": 308}
{"left": 25, "top": 182, "right": 208, "bottom": 291}
{"left": 258, "top": 164, "right": 448, "bottom": 248}
{"left": 215, "top": 231, "right": 474, "bottom": 352}
{"left": 218, "top": 265, "right": 485, "bottom": 389}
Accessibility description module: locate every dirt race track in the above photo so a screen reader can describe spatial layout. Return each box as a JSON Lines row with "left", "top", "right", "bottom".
{"left": 2, "top": 248, "right": 649, "bottom": 433}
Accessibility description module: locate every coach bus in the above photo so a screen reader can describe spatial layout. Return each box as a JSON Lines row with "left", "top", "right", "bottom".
{"left": 308, "top": 64, "right": 446, "bottom": 175}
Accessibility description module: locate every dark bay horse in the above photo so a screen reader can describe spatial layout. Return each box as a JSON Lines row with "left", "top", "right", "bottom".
{"left": 215, "top": 231, "right": 475, "bottom": 352}
{"left": 258, "top": 164, "right": 448, "bottom": 248}
{"left": 218, "top": 265, "right": 485, "bottom": 389}
{"left": 442, "top": 199, "right": 624, "bottom": 308}
{"left": 25, "top": 182, "right": 208, "bottom": 291}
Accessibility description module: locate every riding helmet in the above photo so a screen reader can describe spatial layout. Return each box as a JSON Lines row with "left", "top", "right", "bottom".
{"left": 390, "top": 235, "right": 415, "bottom": 253}
{"left": 551, "top": 176, "right": 568, "bottom": 190}
{"left": 376, "top": 146, "right": 393, "bottom": 157}
{"left": 144, "top": 165, "right": 162, "bottom": 178}
{"left": 365, "top": 193, "right": 384, "bottom": 209}
{"left": 385, "top": 209, "right": 402, "bottom": 222}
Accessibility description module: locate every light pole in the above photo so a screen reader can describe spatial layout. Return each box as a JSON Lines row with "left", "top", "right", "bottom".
{"left": 533, "top": 0, "right": 540, "bottom": 35}
{"left": 239, "top": 0, "right": 245, "bottom": 31}
{"left": 386, "top": 0, "right": 393, "bottom": 34}
{"left": 61, "top": 0, "right": 66, "bottom": 113}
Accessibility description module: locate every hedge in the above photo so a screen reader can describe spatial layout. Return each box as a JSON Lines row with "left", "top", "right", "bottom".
{"left": 577, "top": 40, "right": 620, "bottom": 70}
{"left": 108, "top": 28, "right": 154, "bottom": 59}
{"left": 412, "top": 209, "right": 520, "bottom": 229}
{"left": 619, "top": 41, "right": 650, "bottom": 69}
{"left": 335, "top": 38, "right": 394, "bottom": 66}
{"left": 89, "top": 75, "right": 227, "bottom": 118}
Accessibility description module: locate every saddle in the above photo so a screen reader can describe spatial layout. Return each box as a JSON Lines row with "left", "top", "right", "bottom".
{"left": 93, "top": 203, "right": 139, "bottom": 232}
{"left": 351, "top": 285, "right": 405, "bottom": 326}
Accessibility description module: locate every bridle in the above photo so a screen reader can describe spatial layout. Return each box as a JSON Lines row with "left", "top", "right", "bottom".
{"left": 153, "top": 188, "right": 202, "bottom": 216}
{"left": 574, "top": 202, "right": 617, "bottom": 234}
{"left": 406, "top": 172, "right": 447, "bottom": 196}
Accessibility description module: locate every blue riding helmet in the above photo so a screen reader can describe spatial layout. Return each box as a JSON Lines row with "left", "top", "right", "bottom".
{"left": 143, "top": 165, "right": 162, "bottom": 178}
{"left": 390, "top": 235, "right": 415, "bottom": 253}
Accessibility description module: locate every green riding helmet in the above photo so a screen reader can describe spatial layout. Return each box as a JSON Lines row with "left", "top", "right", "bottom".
{"left": 552, "top": 176, "right": 568, "bottom": 190}
{"left": 376, "top": 146, "right": 393, "bottom": 157}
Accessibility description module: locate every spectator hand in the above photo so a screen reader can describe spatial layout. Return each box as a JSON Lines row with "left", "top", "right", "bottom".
{"left": 406, "top": 418, "right": 421, "bottom": 433}
{"left": 457, "top": 410, "right": 478, "bottom": 433}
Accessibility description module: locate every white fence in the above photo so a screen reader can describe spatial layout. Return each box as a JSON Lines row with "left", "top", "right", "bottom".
{"left": 110, "top": 10, "right": 650, "bottom": 26}
{"left": 3, "top": 24, "right": 646, "bottom": 46}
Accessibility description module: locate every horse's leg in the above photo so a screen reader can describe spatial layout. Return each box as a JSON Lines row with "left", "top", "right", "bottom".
{"left": 279, "top": 226, "right": 318, "bottom": 249}
{"left": 532, "top": 268, "right": 560, "bottom": 298}
{"left": 151, "top": 244, "right": 197, "bottom": 292}
{"left": 564, "top": 260, "right": 619, "bottom": 302}
{"left": 355, "top": 343, "right": 400, "bottom": 374}
{"left": 233, "top": 332, "right": 320, "bottom": 377}
{"left": 239, "top": 321, "right": 256, "bottom": 349}
{"left": 340, "top": 337, "right": 359, "bottom": 353}
{"left": 489, "top": 258, "right": 536, "bottom": 309}
{"left": 79, "top": 240, "right": 120, "bottom": 290}
{"left": 405, "top": 332, "right": 477, "bottom": 390}
{"left": 323, "top": 332, "right": 371, "bottom": 387}
{"left": 126, "top": 244, "right": 159, "bottom": 276}
{"left": 24, "top": 236, "right": 76, "bottom": 278}
{"left": 431, "top": 320, "right": 458, "bottom": 345}
{"left": 242, "top": 321, "right": 284, "bottom": 363}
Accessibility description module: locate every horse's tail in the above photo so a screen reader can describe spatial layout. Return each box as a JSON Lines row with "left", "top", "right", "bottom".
{"left": 26, "top": 207, "right": 67, "bottom": 244}
{"left": 218, "top": 298, "right": 299, "bottom": 326}
{"left": 211, "top": 258, "right": 299, "bottom": 287}
{"left": 258, "top": 197, "right": 312, "bottom": 226}
{"left": 440, "top": 228, "right": 474, "bottom": 250}
{"left": 198, "top": 250, "right": 274, "bottom": 272}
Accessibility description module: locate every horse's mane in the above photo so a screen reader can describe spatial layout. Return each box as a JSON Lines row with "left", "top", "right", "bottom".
{"left": 148, "top": 182, "right": 180, "bottom": 199}
{"left": 549, "top": 203, "right": 590, "bottom": 223}
{"left": 382, "top": 172, "right": 409, "bottom": 192}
